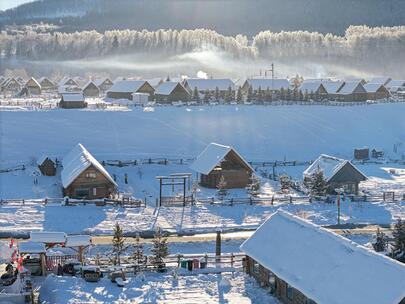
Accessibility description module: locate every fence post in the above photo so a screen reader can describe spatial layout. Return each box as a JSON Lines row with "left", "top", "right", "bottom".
{"left": 231, "top": 253, "right": 234, "bottom": 268}
{"left": 177, "top": 254, "right": 181, "bottom": 268}
{"left": 290, "top": 196, "right": 292, "bottom": 204}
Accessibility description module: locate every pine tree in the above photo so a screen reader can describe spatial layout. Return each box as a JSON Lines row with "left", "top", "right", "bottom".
{"left": 257, "top": 86, "right": 263, "bottom": 104}
{"left": 217, "top": 175, "right": 228, "bottom": 198}
{"left": 112, "top": 35, "right": 119, "bottom": 49}
{"left": 131, "top": 233, "right": 144, "bottom": 265}
{"left": 247, "top": 85, "right": 253, "bottom": 102}
{"left": 391, "top": 219, "right": 405, "bottom": 263}
{"left": 372, "top": 228, "right": 388, "bottom": 252}
{"left": 306, "top": 170, "right": 327, "bottom": 196}
{"left": 279, "top": 87, "right": 285, "bottom": 100}
{"left": 150, "top": 228, "right": 169, "bottom": 265}
{"left": 247, "top": 174, "right": 260, "bottom": 197}
{"left": 286, "top": 88, "right": 292, "bottom": 101}
{"left": 299, "top": 90, "right": 304, "bottom": 101}
{"left": 193, "top": 86, "right": 199, "bottom": 103}
{"left": 203, "top": 89, "right": 210, "bottom": 103}
{"left": 112, "top": 222, "right": 127, "bottom": 265}
{"left": 236, "top": 86, "right": 243, "bottom": 103}
{"left": 292, "top": 88, "right": 298, "bottom": 101}
{"left": 215, "top": 86, "right": 220, "bottom": 102}
{"left": 225, "top": 85, "right": 233, "bottom": 103}
{"left": 279, "top": 174, "right": 290, "bottom": 192}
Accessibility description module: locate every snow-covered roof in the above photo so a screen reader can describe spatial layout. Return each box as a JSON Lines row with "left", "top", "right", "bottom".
{"left": 61, "top": 93, "right": 84, "bottom": 102}
{"left": 363, "top": 83, "right": 387, "bottom": 93}
{"left": 107, "top": 80, "right": 147, "bottom": 93}
{"left": 303, "top": 154, "right": 365, "bottom": 182}
{"left": 61, "top": 143, "right": 117, "bottom": 188}
{"left": 19, "top": 241, "right": 46, "bottom": 254}
{"left": 58, "top": 77, "right": 77, "bottom": 87}
{"left": 320, "top": 80, "right": 344, "bottom": 94}
{"left": 82, "top": 80, "right": 99, "bottom": 91}
{"left": 240, "top": 210, "right": 405, "bottom": 304}
{"left": 370, "top": 77, "right": 391, "bottom": 85}
{"left": 30, "top": 232, "right": 66, "bottom": 244}
{"left": 65, "top": 235, "right": 92, "bottom": 247}
{"left": 298, "top": 81, "right": 323, "bottom": 93}
{"left": 155, "top": 81, "right": 183, "bottom": 95}
{"left": 246, "top": 78, "right": 290, "bottom": 91}
{"left": 144, "top": 78, "right": 163, "bottom": 87}
{"left": 337, "top": 81, "right": 365, "bottom": 95}
{"left": 93, "top": 77, "right": 112, "bottom": 87}
{"left": 190, "top": 143, "right": 253, "bottom": 175}
{"left": 185, "top": 79, "right": 235, "bottom": 91}
{"left": 26, "top": 77, "right": 41, "bottom": 88}
{"left": 386, "top": 80, "right": 405, "bottom": 88}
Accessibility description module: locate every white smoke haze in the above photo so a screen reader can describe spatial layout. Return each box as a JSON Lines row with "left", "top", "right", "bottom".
{"left": 1, "top": 26, "right": 405, "bottom": 78}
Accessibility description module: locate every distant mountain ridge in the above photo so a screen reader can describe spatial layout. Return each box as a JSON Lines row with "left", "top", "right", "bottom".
{"left": 1, "top": 0, "right": 405, "bottom": 36}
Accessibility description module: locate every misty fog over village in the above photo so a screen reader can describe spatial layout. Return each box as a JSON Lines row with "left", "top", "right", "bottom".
{"left": 0, "top": 1, "right": 405, "bottom": 303}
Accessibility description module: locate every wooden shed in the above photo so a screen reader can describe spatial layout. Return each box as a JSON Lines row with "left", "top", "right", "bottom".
{"left": 94, "top": 77, "right": 114, "bottom": 92}
{"left": 82, "top": 81, "right": 100, "bottom": 97}
{"left": 61, "top": 143, "right": 117, "bottom": 199}
{"left": 241, "top": 210, "right": 405, "bottom": 304}
{"left": 190, "top": 143, "right": 254, "bottom": 189}
{"left": 106, "top": 80, "right": 154, "bottom": 100}
{"left": 334, "top": 81, "right": 367, "bottom": 101}
{"left": 37, "top": 155, "right": 56, "bottom": 176}
{"left": 25, "top": 77, "right": 42, "bottom": 95}
{"left": 38, "top": 77, "right": 55, "bottom": 91}
{"left": 59, "top": 93, "right": 87, "bottom": 109}
{"left": 154, "top": 81, "right": 191, "bottom": 103}
{"left": 1, "top": 78, "right": 21, "bottom": 94}
{"left": 303, "top": 154, "right": 367, "bottom": 195}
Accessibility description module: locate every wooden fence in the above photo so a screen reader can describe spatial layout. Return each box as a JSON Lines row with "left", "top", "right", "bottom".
{"left": 46, "top": 254, "right": 79, "bottom": 272}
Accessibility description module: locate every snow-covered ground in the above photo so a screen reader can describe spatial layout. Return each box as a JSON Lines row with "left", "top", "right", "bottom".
{"left": 40, "top": 272, "right": 278, "bottom": 304}
{"left": 1, "top": 103, "right": 405, "bottom": 162}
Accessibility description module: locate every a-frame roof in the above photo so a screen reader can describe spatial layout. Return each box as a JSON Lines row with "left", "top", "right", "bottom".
{"left": 190, "top": 143, "right": 253, "bottom": 175}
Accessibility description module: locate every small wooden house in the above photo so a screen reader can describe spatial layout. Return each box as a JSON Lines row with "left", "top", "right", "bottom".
{"left": 59, "top": 93, "right": 87, "bottom": 109}
{"left": 190, "top": 143, "right": 254, "bottom": 189}
{"left": 1, "top": 78, "right": 21, "bottom": 94}
{"left": 37, "top": 155, "right": 56, "bottom": 176}
{"left": 298, "top": 81, "right": 328, "bottom": 99}
{"left": 106, "top": 80, "right": 154, "bottom": 100}
{"left": 242, "top": 78, "right": 290, "bottom": 95}
{"left": 94, "top": 77, "right": 114, "bottom": 92}
{"left": 241, "top": 210, "right": 405, "bottom": 304}
{"left": 58, "top": 77, "right": 78, "bottom": 87}
{"left": 363, "top": 83, "right": 390, "bottom": 100}
{"left": 154, "top": 81, "right": 191, "bottom": 103}
{"left": 38, "top": 77, "right": 55, "bottom": 91}
{"left": 334, "top": 81, "right": 367, "bottom": 101}
{"left": 303, "top": 154, "right": 367, "bottom": 194}
{"left": 82, "top": 81, "right": 100, "bottom": 97}
{"left": 61, "top": 143, "right": 117, "bottom": 199}
{"left": 25, "top": 77, "right": 42, "bottom": 95}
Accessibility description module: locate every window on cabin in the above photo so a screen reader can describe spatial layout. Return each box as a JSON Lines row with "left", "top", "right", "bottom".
{"left": 75, "top": 188, "right": 90, "bottom": 198}
{"left": 86, "top": 172, "right": 97, "bottom": 179}
{"left": 252, "top": 260, "right": 260, "bottom": 274}
{"left": 286, "top": 283, "right": 293, "bottom": 300}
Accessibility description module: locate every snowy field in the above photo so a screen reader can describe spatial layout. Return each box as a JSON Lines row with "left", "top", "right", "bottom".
{"left": 40, "top": 272, "right": 278, "bottom": 304}
{"left": 1, "top": 103, "right": 405, "bottom": 163}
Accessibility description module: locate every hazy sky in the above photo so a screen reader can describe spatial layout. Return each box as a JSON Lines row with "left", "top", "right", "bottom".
{"left": 0, "top": 0, "right": 32, "bottom": 11}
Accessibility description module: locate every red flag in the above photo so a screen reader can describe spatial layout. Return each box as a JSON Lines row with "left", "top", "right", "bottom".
{"left": 17, "top": 256, "right": 23, "bottom": 271}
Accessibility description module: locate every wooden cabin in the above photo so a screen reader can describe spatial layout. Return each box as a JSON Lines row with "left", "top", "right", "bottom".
{"left": 61, "top": 143, "right": 117, "bottom": 199}
{"left": 303, "top": 154, "right": 367, "bottom": 195}
{"left": 154, "top": 81, "right": 191, "bottom": 103}
{"left": 1, "top": 78, "right": 21, "bottom": 95}
{"left": 106, "top": 80, "right": 154, "bottom": 100}
{"left": 59, "top": 93, "right": 87, "bottom": 109}
{"left": 37, "top": 155, "right": 56, "bottom": 176}
{"left": 334, "top": 81, "right": 367, "bottom": 102}
{"left": 298, "top": 81, "right": 328, "bottom": 99}
{"left": 363, "top": 83, "right": 390, "bottom": 100}
{"left": 242, "top": 78, "right": 290, "bottom": 95}
{"left": 190, "top": 143, "right": 254, "bottom": 189}
{"left": 370, "top": 77, "right": 392, "bottom": 86}
{"left": 94, "top": 78, "right": 114, "bottom": 92}
{"left": 38, "top": 77, "right": 55, "bottom": 91}
{"left": 241, "top": 210, "right": 405, "bottom": 304}
{"left": 58, "top": 77, "right": 78, "bottom": 87}
{"left": 82, "top": 81, "right": 100, "bottom": 97}
{"left": 25, "top": 77, "right": 42, "bottom": 95}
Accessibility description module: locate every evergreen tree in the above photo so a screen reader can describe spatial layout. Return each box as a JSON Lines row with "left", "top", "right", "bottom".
{"left": 131, "top": 233, "right": 145, "bottom": 265}
{"left": 279, "top": 174, "right": 290, "bottom": 192}
{"left": 257, "top": 86, "right": 263, "bottom": 104}
{"left": 236, "top": 86, "right": 243, "bottom": 103}
{"left": 225, "top": 85, "right": 233, "bottom": 103}
{"left": 391, "top": 219, "right": 405, "bottom": 263}
{"left": 247, "top": 174, "right": 260, "bottom": 197}
{"left": 112, "top": 222, "right": 127, "bottom": 265}
{"left": 150, "top": 228, "right": 169, "bottom": 265}
{"left": 217, "top": 175, "right": 228, "bottom": 198}
{"left": 304, "top": 170, "right": 327, "bottom": 196}
{"left": 286, "top": 88, "right": 292, "bottom": 101}
{"left": 279, "top": 87, "right": 285, "bottom": 100}
{"left": 372, "top": 228, "right": 388, "bottom": 252}
{"left": 193, "top": 86, "right": 199, "bottom": 103}
{"left": 214, "top": 86, "right": 220, "bottom": 102}
{"left": 203, "top": 88, "right": 210, "bottom": 103}
{"left": 292, "top": 88, "right": 298, "bottom": 101}
{"left": 299, "top": 90, "right": 304, "bottom": 101}
{"left": 247, "top": 85, "right": 253, "bottom": 102}
{"left": 265, "top": 87, "right": 271, "bottom": 103}
{"left": 112, "top": 35, "right": 119, "bottom": 49}
{"left": 166, "top": 75, "right": 170, "bottom": 82}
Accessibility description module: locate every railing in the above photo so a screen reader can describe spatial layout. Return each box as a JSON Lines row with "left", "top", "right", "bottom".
{"left": 46, "top": 254, "right": 79, "bottom": 272}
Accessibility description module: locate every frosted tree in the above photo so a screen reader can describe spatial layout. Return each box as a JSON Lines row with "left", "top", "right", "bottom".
{"left": 193, "top": 86, "right": 199, "bottom": 103}
{"left": 217, "top": 175, "right": 228, "bottom": 198}
{"left": 214, "top": 86, "right": 220, "bottom": 102}
{"left": 372, "top": 228, "right": 388, "bottom": 253}
{"left": 236, "top": 86, "right": 243, "bottom": 103}
{"left": 111, "top": 222, "right": 128, "bottom": 265}
{"left": 203, "top": 89, "right": 210, "bottom": 103}
{"left": 304, "top": 170, "right": 327, "bottom": 196}
{"left": 247, "top": 85, "right": 253, "bottom": 102}
{"left": 391, "top": 219, "right": 405, "bottom": 263}
{"left": 279, "top": 174, "right": 290, "bottom": 192}
{"left": 150, "top": 228, "right": 169, "bottom": 266}
{"left": 247, "top": 174, "right": 260, "bottom": 197}
{"left": 225, "top": 86, "right": 233, "bottom": 103}
{"left": 131, "top": 233, "right": 145, "bottom": 265}
{"left": 257, "top": 86, "right": 263, "bottom": 104}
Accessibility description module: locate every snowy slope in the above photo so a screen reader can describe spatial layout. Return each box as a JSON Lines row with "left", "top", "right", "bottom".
{"left": 1, "top": 103, "right": 405, "bottom": 163}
